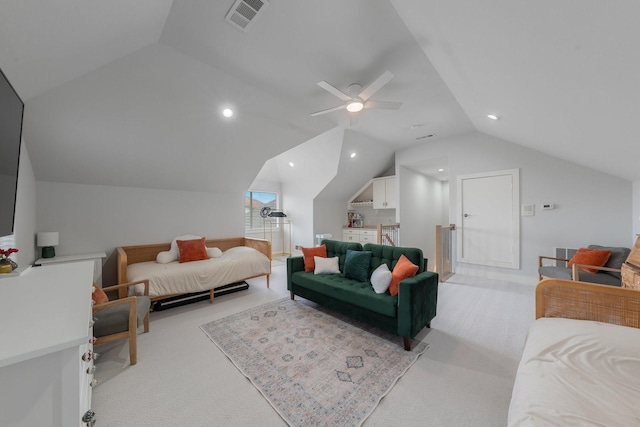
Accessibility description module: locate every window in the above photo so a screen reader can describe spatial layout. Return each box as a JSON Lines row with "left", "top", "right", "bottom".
{"left": 245, "top": 191, "right": 278, "bottom": 231}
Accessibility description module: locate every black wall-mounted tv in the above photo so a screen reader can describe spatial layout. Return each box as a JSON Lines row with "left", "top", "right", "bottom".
{"left": 0, "top": 66, "right": 24, "bottom": 238}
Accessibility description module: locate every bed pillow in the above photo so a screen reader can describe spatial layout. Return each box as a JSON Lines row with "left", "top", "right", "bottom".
{"left": 343, "top": 249, "right": 372, "bottom": 282}
{"left": 370, "top": 263, "right": 392, "bottom": 294}
{"left": 314, "top": 256, "right": 340, "bottom": 274}
{"left": 177, "top": 237, "right": 209, "bottom": 263}
{"left": 170, "top": 234, "right": 202, "bottom": 256}
{"left": 568, "top": 247, "right": 612, "bottom": 274}
{"left": 156, "top": 250, "right": 178, "bottom": 264}
{"left": 206, "top": 247, "right": 223, "bottom": 258}
{"left": 389, "top": 255, "right": 419, "bottom": 296}
{"left": 91, "top": 282, "right": 109, "bottom": 304}
{"left": 302, "top": 244, "right": 327, "bottom": 272}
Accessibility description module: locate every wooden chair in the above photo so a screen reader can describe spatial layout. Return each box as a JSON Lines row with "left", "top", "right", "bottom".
{"left": 92, "top": 279, "right": 151, "bottom": 365}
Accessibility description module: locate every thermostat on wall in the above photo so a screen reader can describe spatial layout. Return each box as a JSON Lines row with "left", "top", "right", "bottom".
{"left": 542, "top": 203, "right": 555, "bottom": 210}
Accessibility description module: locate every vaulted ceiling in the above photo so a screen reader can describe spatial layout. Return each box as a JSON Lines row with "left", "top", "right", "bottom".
{"left": 1, "top": 0, "right": 638, "bottom": 197}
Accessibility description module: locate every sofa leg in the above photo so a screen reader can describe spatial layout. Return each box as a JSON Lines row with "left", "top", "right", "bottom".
{"left": 427, "top": 322, "right": 431, "bottom": 328}
{"left": 403, "top": 337, "right": 411, "bottom": 351}
{"left": 290, "top": 291, "right": 295, "bottom": 300}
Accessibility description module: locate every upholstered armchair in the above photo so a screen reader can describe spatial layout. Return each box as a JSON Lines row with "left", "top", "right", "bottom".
{"left": 538, "top": 245, "right": 630, "bottom": 287}
{"left": 92, "top": 279, "right": 151, "bottom": 365}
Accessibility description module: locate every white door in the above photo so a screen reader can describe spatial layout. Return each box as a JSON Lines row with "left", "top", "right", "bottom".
{"left": 457, "top": 169, "right": 520, "bottom": 269}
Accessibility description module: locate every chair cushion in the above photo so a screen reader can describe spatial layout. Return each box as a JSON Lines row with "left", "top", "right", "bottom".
{"left": 539, "top": 266, "right": 621, "bottom": 286}
{"left": 94, "top": 296, "right": 151, "bottom": 336}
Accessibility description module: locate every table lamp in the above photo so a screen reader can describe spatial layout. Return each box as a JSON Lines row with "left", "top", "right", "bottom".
{"left": 37, "top": 232, "right": 59, "bottom": 258}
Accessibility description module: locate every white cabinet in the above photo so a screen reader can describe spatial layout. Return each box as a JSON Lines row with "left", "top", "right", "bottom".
{"left": 0, "top": 261, "right": 95, "bottom": 427}
{"left": 36, "top": 252, "right": 106, "bottom": 285}
{"left": 373, "top": 176, "right": 396, "bottom": 209}
{"left": 342, "top": 228, "right": 378, "bottom": 244}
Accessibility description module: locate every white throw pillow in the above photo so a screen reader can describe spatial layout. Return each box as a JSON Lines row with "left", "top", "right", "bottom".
{"left": 370, "top": 263, "right": 392, "bottom": 294}
{"left": 206, "top": 247, "right": 223, "bottom": 258}
{"left": 170, "top": 234, "right": 202, "bottom": 256}
{"left": 314, "top": 256, "right": 340, "bottom": 274}
{"left": 156, "top": 251, "right": 178, "bottom": 264}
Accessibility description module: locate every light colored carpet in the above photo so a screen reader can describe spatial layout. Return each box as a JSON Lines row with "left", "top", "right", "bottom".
{"left": 200, "top": 297, "right": 428, "bottom": 427}
{"left": 91, "top": 265, "right": 535, "bottom": 426}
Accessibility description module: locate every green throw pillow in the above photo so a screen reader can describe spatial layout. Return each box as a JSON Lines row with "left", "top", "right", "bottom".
{"left": 344, "top": 249, "right": 372, "bottom": 282}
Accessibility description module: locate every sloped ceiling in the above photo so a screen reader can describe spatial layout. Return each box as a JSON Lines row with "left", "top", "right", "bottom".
{"left": 1, "top": 0, "right": 638, "bottom": 195}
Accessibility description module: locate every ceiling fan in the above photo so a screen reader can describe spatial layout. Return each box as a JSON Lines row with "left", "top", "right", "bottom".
{"left": 310, "top": 70, "right": 402, "bottom": 118}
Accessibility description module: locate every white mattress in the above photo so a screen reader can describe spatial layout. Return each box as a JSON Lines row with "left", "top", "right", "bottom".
{"left": 508, "top": 317, "right": 640, "bottom": 426}
{"left": 127, "top": 246, "right": 270, "bottom": 298}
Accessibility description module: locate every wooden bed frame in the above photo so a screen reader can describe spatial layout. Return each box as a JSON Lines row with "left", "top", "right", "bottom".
{"left": 536, "top": 278, "right": 640, "bottom": 328}
{"left": 116, "top": 237, "right": 272, "bottom": 303}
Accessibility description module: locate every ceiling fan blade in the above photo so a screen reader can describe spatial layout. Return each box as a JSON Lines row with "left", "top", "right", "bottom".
{"left": 364, "top": 100, "right": 402, "bottom": 110}
{"left": 310, "top": 104, "right": 347, "bottom": 116}
{"left": 317, "top": 81, "right": 352, "bottom": 102}
{"left": 359, "top": 71, "right": 394, "bottom": 101}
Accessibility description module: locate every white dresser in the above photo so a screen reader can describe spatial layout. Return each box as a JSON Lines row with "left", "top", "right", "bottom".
{"left": 0, "top": 261, "right": 96, "bottom": 427}
{"left": 35, "top": 252, "right": 106, "bottom": 285}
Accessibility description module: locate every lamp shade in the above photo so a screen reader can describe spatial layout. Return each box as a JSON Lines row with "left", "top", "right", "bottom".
{"left": 37, "top": 232, "right": 59, "bottom": 247}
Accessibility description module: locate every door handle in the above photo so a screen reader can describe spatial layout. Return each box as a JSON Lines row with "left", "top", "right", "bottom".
{"left": 464, "top": 213, "right": 470, "bottom": 217}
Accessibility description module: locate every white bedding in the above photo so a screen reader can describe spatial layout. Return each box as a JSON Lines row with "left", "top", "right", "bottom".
{"left": 127, "top": 246, "right": 270, "bottom": 298}
{"left": 508, "top": 317, "right": 640, "bottom": 426}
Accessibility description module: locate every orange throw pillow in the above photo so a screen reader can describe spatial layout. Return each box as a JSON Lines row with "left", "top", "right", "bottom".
{"left": 177, "top": 237, "right": 209, "bottom": 263}
{"left": 92, "top": 282, "right": 108, "bottom": 304}
{"left": 389, "top": 255, "right": 419, "bottom": 297}
{"left": 302, "top": 244, "right": 327, "bottom": 272}
{"left": 568, "top": 248, "right": 612, "bottom": 274}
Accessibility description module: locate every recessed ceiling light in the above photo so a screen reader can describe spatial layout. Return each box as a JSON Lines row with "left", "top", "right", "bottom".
{"left": 487, "top": 114, "right": 499, "bottom": 120}
{"left": 222, "top": 108, "right": 234, "bottom": 118}
{"left": 438, "top": 168, "right": 444, "bottom": 172}
{"left": 289, "top": 162, "right": 294, "bottom": 167}
{"left": 410, "top": 124, "right": 424, "bottom": 129}
{"left": 350, "top": 152, "right": 356, "bottom": 158}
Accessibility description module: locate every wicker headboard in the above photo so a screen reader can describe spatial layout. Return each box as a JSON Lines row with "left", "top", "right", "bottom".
{"left": 116, "top": 237, "right": 271, "bottom": 285}
{"left": 536, "top": 279, "right": 640, "bottom": 329}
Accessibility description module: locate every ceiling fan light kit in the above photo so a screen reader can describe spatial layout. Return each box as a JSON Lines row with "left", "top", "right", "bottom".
{"left": 346, "top": 101, "right": 364, "bottom": 113}
{"left": 311, "top": 70, "right": 402, "bottom": 118}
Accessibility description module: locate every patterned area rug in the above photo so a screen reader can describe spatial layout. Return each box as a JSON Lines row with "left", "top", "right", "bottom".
{"left": 200, "top": 297, "right": 429, "bottom": 427}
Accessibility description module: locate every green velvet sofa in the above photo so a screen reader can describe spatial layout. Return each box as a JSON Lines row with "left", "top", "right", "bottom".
{"left": 287, "top": 239, "right": 438, "bottom": 350}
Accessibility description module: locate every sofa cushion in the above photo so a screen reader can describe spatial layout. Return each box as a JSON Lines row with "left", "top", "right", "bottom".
{"left": 343, "top": 249, "right": 372, "bottom": 282}
{"left": 588, "top": 245, "right": 631, "bottom": 279}
{"left": 291, "top": 271, "right": 397, "bottom": 317}
{"left": 314, "top": 256, "right": 340, "bottom": 274}
{"left": 322, "top": 240, "right": 363, "bottom": 271}
{"left": 370, "top": 263, "right": 392, "bottom": 294}
{"left": 302, "top": 244, "right": 326, "bottom": 272}
{"left": 389, "top": 255, "right": 419, "bottom": 297}
{"left": 363, "top": 243, "right": 424, "bottom": 276}
{"left": 177, "top": 237, "right": 209, "bottom": 263}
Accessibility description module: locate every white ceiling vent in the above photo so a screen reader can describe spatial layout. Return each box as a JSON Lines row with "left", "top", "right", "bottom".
{"left": 225, "top": 0, "right": 269, "bottom": 32}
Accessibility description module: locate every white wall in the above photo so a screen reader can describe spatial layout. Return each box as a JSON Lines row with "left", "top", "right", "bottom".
{"left": 36, "top": 181, "right": 243, "bottom": 285}
{"left": 397, "top": 166, "right": 445, "bottom": 270}
{"left": 12, "top": 141, "right": 37, "bottom": 266}
{"left": 397, "top": 131, "right": 632, "bottom": 284}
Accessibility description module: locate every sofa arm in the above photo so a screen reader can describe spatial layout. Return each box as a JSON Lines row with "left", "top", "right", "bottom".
{"left": 397, "top": 271, "right": 439, "bottom": 338}
{"left": 287, "top": 256, "right": 305, "bottom": 291}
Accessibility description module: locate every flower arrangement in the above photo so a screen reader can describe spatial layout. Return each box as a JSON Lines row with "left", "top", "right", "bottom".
{"left": 0, "top": 248, "right": 18, "bottom": 273}
{"left": 0, "top": 248, "right": 18, "bottom": 259}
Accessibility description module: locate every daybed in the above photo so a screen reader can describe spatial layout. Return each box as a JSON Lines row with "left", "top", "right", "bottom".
{"left": 287, "top": 239, "right": 438, "bottom": 350}
{"left": 117, "top": 237, "right": 271, "bottom": 304}
{"left": 508, "top": 279, "right": 640, "bottom": 426}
